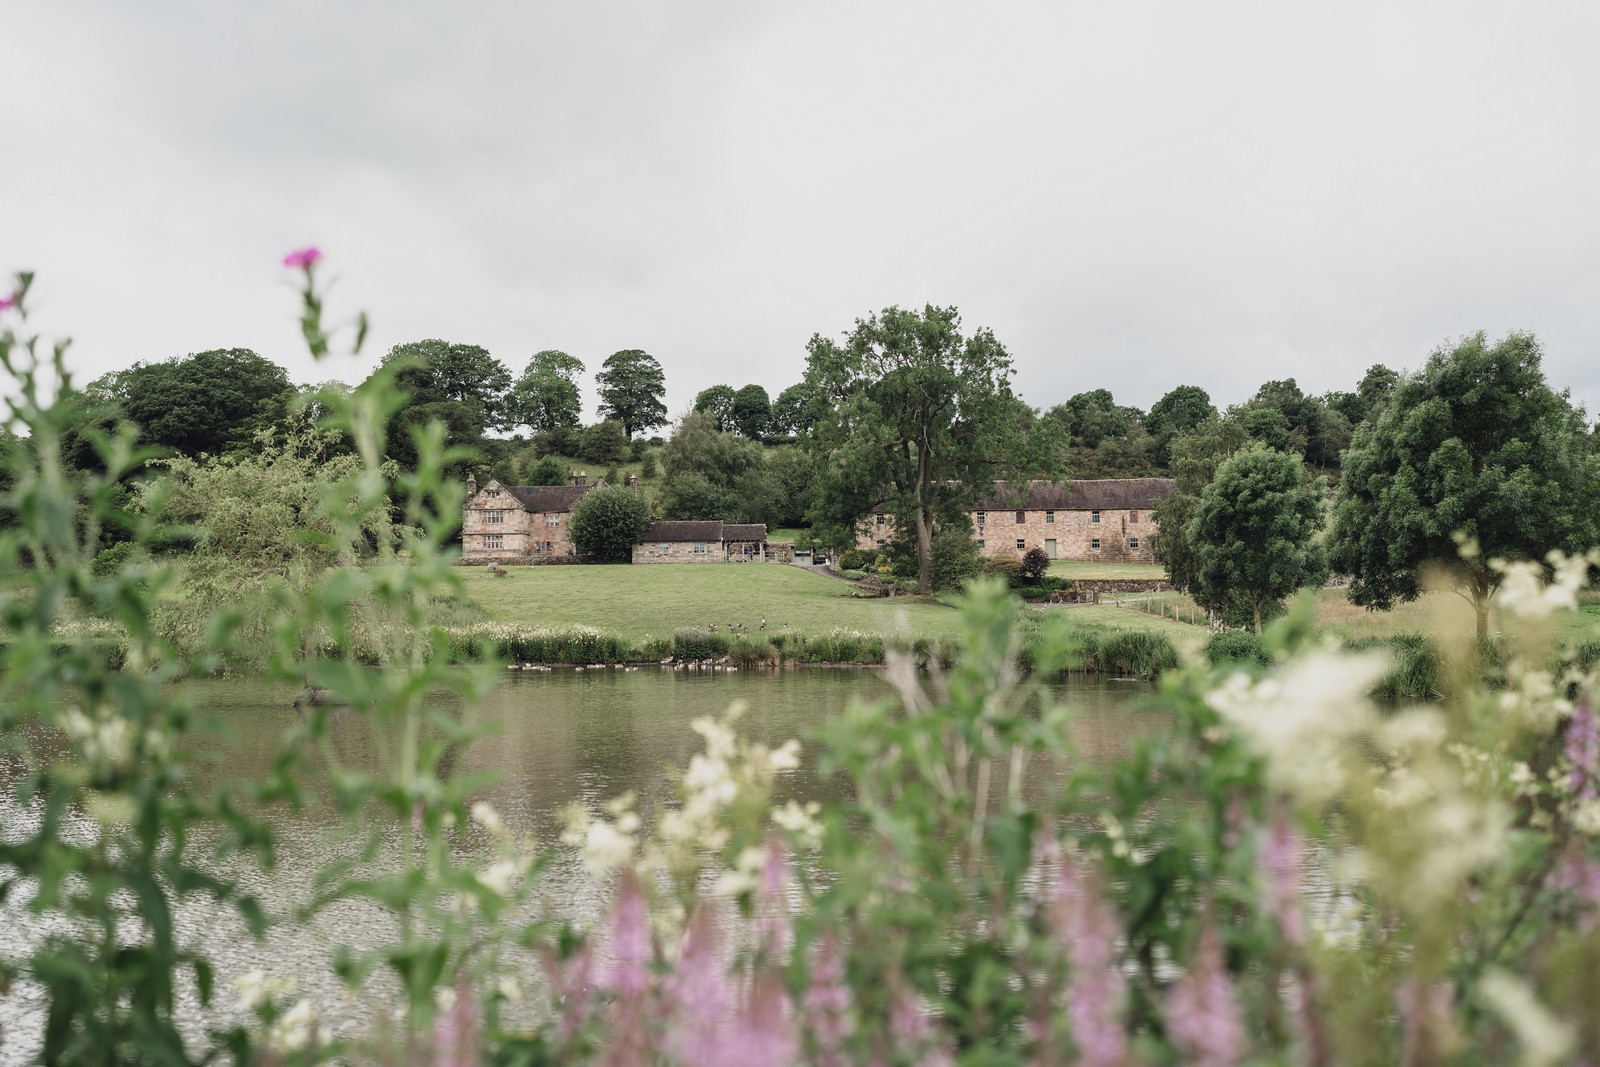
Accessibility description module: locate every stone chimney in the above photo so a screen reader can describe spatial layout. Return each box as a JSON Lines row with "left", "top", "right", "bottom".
{"left": 571, "top": 471, "right": 586, "bottom": 487}
{"left": 626, "top": 473, "right": 638, "bottom": 489}
{"left": 466, "top": 473, "right": 478, "bottom": 499}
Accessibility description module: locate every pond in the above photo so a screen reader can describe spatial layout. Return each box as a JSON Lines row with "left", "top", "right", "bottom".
{"left": 0, "top": 667, "right": 1163, "bottom": 1059}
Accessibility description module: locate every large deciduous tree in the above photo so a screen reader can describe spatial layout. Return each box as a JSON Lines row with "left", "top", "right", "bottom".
{"left": 568, "top": 484, "right": 652, "bottom": 563}
{"left": 99, "top": 348, "right": 293, "bottom": 458}
{"left": 596, "top": 349, "right": 667, "bottom": 438}
{"left": 770, "top": 381, "right": 819, "bottom": 437}
{"left": 1152, "top": 417, "right": 1250, "bottom": 594}
{"left": 692, "top": 385, "right": 737, "bottom": 432}
{"left": 508, "top": 349, "right": 584, "bottom": 434}
{"left": 730, "top": 384, "right": 772, "bottom": 440}
{"left": 658, "top": 410, "right": 774, "bottom": 521}
{"left": 374, "top": 339, "right": 513, "bottom": 470}
{"left": 1146, "top": 385, "right": 1216, "bottom": 467}
{"left": 804, "top": 304, "right": 1028, "bottom": 595}
{"left": 1328, "top": 332, "right": 1600, "bottom": 636}
{"left": 1189, "top": 445, "right": 1328, "bottom": 632}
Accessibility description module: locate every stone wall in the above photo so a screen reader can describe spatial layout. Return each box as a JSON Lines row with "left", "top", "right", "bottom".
{"left": 858, "top": 508, "right": 1160, "bottom": 563}
{"left": 631, "top": 540, "right": 725, "bottom": 564}
{"left": 462, "top": 503, "right": 576, "bottom": 560}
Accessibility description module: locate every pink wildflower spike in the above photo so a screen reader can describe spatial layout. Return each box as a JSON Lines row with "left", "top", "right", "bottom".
{"left": 726, "top": 968, "right": 800, "bottom": 1067}
{"left": 1396, "top": 979, "right": 1453, "bottom": 1067}
{"left": 1166, "top": 923, "right": 1247, "bottom": 1067}
{"left": 1040, "top": 835, "right": 1128, "bottom": 1067}
{"left": 756, "top": 842, "right": 794, "bottom": 959}
{"left": 1258, "top": 814, "right": 1306, "bottom": 947}
{"left": 0, "top": 292, "right": 15, "bottom": 314}
{"left": 282, "top": 246, "right": 323, "bottom": 270}
{"left": 804, "top": 935, "right": 856, "bottom": 1067}
{"left": 598, "top": 870, "right": 652, "bottom": 997}
{"left": 432, "top": 978, "right": 477, "bottom": 1067}
{"left": 662, "top": 908, "right": 740, "bottom": 1067}
{"left": 887, "top": 983, "right": 956, "bottom": 1067}
{"left": 1567, "top": 701, "right": 1598, "bottom": 802}
{"left": 540, "top": 940, "right": 597, "bottom": 1040}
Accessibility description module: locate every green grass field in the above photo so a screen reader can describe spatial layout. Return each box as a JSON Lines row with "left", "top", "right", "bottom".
{"left": 457, "top": 563, "right": 1208, "bottom": 643}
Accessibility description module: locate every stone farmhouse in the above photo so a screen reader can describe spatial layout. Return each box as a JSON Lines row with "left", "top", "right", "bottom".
{"left": 633, "top": 521, "right": 771, "bottom": 564}
{"left": 857, "top": 478, "right": 1175, "bottom": 563}
{"left": 460, "top": 472, "right": 607, "bottom": 561}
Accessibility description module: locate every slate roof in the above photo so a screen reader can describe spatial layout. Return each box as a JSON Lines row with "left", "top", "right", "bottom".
{"left": 476, "top": 481, "right": 601, "bottom": 513}
{"left": 722, "top": 524, "right": 768, "bottom": 542}
{"left": 978, "top": 479, "right": 1175, "bottom": 511}
{"left": 641, "top": 520, "right": 726, "bottom": 542}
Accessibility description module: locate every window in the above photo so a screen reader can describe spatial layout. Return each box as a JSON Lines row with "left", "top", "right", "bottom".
{"left": 1015, "top": 510, "right": 1026, "bottom": 524}
{"left": 544, "top": 514, "right": 560, "bottom": 527}
{"left": 1129, "top": 537, "right": 1140, "bottom": 550}
{"left": 1091, "top": 510, "right": 1102, "bottom": 525}
{"left": 976, "top": 539, "right": 986, "bottom": 551}
{"left": 876, "top": 514, "right": 885, "bottom": 526}
{"left": 875, "top": 539, "right": 885, "bottom": 549}
{"left": 1045, "top": 510, "right": 1055, "bottom": 524}
{"left": 485, "top": 510, "right": 504, "bottom": 524}
{"left": 541, "top": 542, "right": 553, "bottom": 554}
{"left": 976, "top": 511, "right": 986, "bottom": 526}
{"left": 658, "top": 543, "right": 669, "bottom": 551}
{"left": 1091, "top": 537, "right": 1101, "bottom": 550}
{"left": 1015, "top": 539, "right": 1026, "bottom": 551}
{"left": 484, "top": 534, "right": 504, "bottom": 551}
{"left": 692, "top": 542, "right": 707, "bottom": 555}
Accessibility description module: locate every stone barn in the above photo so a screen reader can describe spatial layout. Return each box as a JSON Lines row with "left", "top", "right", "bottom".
{"left": 857, "top": 478, "right": 1175, "bottom": 563}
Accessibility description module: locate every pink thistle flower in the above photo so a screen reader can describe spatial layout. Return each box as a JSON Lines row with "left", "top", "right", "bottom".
{"left": 1567, "top": 701, "right": 1598, "bottom": 802}
{"left": 0, "top": 292, "right": 16, "bottom": 314}
{"left": 1040, "top": 836, "right": 1127, "bottom": 1067}
{"left": 431, "top": 978, "right": 477, "bottom": 1067}
{"left": 1166, "top": 923, "right": 1247, "bottom": 1067}
{"left": 804, "top": 935, "right": 856, "bottom": 1067}
{"left": 282, "top": 246, "right": 323, "bottom": 270}
{"left": 597, "top": 870, "right": 652, "bottom": 998}
{"left": 1258, "top": 815, "right": 1306, "bottom": 947}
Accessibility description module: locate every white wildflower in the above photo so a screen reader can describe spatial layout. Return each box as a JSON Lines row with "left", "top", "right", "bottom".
{"left": 268, "top": 998, "right": 318, "bottom": 1053}
{"left": 1477, "top": 969, "right": 1574, "bottom": 1067}
{"left": 771, "top": 799, "right": 823, "bottom": 844}
{"left": 769, "top": 738, "right": 802, "bottom": 772}
{"left": 581, "top": 820, "right": 635, "bottom": 878}
{"left": 1572, "top": 801, "right": 1600, "bottom": 837}
{"left": 471, "top": 801, "right": 508, "bottom": 839}
{"left": 233, "top": 969, "right": 268, "bottom": 1013}
{"left": 712, "top": 846, "right": 770, "bottom": 897}
{"left": 477, "top": 860, "right": 519, "bottom": 896}
{"left": 496, "top": 977, "right": 523, "bottom": 1003}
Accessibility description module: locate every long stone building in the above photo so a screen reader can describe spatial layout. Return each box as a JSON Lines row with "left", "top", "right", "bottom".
{"left": 632, "top": 521, "right": 771, "bottom": 564}
{"left": 460, "top": 472, "right": 604, "bottom": 561}
{"left": 857, "top": 478, "right": 1175, "bottom": 563}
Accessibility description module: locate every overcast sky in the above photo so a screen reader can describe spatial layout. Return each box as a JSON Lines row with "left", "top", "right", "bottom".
{"left": 8, "top": 0, "right": 1600, "bottom": 424}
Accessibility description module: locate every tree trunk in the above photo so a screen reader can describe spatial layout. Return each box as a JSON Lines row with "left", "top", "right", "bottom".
{"left": 914, "top": 503, "right": 934, "bottom": 596}
{"left": 1254, "top": 601, "right": 1262, "bottom": 635}
{"left": 1475, "top": 593, "right": 1489, "bottom": 639}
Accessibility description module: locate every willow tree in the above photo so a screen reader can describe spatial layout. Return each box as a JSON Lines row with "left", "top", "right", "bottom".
{"left": 803, "top": 304, "right": 1029, "bottom": 595}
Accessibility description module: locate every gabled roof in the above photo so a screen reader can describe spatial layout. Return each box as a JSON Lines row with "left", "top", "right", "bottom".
{"left": 642, "top": 520, "right": 725, "bottom": 542}
{"left": 722, "top": 524, "right": 768, "bottom": 541}
{"left": 979, "top": 479, "right": 1175, "bottom": 511}
{"left": 471, "top": 479, "right": 604, "bottom": 514}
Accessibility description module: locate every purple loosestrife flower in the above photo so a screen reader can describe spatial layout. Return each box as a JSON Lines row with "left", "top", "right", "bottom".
{"left": 755, "top": 842, "right": 794, "bottom": 959}
{"left": 804, "top": 935, "right": 856, "bottom": 1067}
{"left": 1568, "top": 701, "right": 1598, "bottom": 801}
{"left": 726, "top": 970, "right": 799, "bottom": 1067}
{"left": 662, "top": 908, "right": 739, "bottom": 1067}
{"left": 432, "top": 979, "right": 477, "bottom": 1067}
{"left": 883, "top": 984, "right": 955, "bottom": 1067}
{"left": 1258, "top": 815, "right": 1306, "bottom": 948}
{"left": 282, "top": 246, "right": 322, "bottom": 270}
{"left": 1042, "top": 838, "right": 1128, "bottom": 1067}
{"left": 540, "top": 940, "right": 596, "bottom": 1041}
{"left": 598, "top": 870, "right": 651, "bottom": 997}
{"left": 1166, "top": 924, "right": 1247, "bottom": 1067}
{"left": 1396, "top": 979, "right": 1453, "bottom": 1067}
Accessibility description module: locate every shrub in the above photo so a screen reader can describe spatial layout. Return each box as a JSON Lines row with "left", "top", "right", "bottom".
{"left": 629, "top": 438, "right": 647, "bottom": 462}
{"left": 639, "top": 452, "right": 658, "bottom": 480}
{"left": 528, "top": 454, "right": 568, "bottom": 486}
{"left": 568, "top": 484, "right": 652, "bottom": 562}
{"left": 928, "top": 528, "right": 981, "bottom": 592}
{"left": 1020, "top": 546, "right": 1051, "bottom": 582}
{"left": 1206, "top": 630, "right": 1270, "bottom": 667}
{"left": 839, "top": 548, "right": 868, "bottom": 571}
{"left": 981, "top": 556, "right": 1024, "bottom": 586}
{"left": 673, "top": 627, "right": 729, "bottom": 661}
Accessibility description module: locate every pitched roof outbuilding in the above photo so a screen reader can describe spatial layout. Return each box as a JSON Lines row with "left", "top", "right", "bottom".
{"left": 641, "top": 520, "right": 726, "bottom": 542}
{"left": 722, "top": 524, "right": 768, "bottom": 541}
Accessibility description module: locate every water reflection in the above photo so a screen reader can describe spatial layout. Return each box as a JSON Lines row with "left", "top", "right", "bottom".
{"left": 0, "top": 668, "right": 1163, "bottom": 1061}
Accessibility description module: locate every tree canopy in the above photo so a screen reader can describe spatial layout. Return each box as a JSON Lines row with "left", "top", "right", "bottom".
{"left": 658, "top": 410, "right": 772, "bottom": 522}
{"left": 803, "top": 304, "right": 1029, "bottom": 594}
{"left": 1189, "top": 445, "right": 1328, "bottom": 632}
{"left": 508, "top": 349, "right": 584, "bottom": 434}
{"left": 770, "top": 382, "right": 819, "bottom": 437}
{"left": 97, "top": 348, "right": 292, "bottom": 458}
{"left": 1146, "top": 385, "right": 1216, "bottom": 466}
{"left": 568, "top": 484, "right": 652, "bottom": 563}
{"left": 730, "top": 384, "right": 771, "bottom": 440}
{"left": 1328, "top": 332, "right": 1600, "bottom": 635}
{"left": 692, "top": 385, "right": 737, "bottom": 432}
{"left": 596, "top": 349, "right": 667, "bottom": 438}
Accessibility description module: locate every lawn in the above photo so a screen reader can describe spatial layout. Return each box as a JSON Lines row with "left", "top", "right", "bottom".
{"left": 457, "top": 563, "right": 1208, "bottom": 643}
{"left": 1047, "top": 560, "right": 1169, "bottom": 580}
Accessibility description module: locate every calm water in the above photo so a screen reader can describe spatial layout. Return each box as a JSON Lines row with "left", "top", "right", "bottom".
{"left": 0, "top": 667, "right": 1161, "bottom": 1058}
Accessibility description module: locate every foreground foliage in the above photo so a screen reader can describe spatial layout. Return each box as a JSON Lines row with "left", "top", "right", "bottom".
{"left": 6, "top": 266, "right": 1600, "bottom": 1066}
